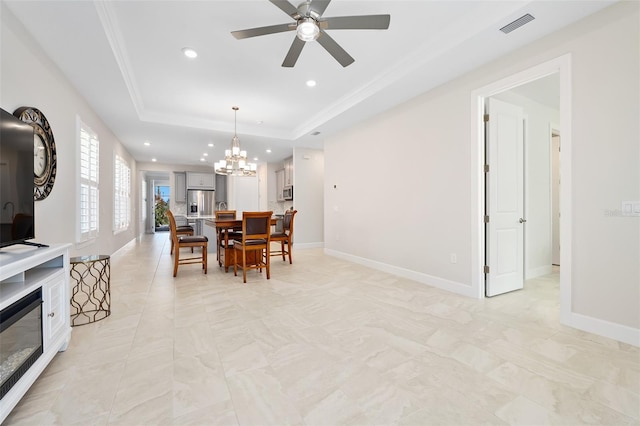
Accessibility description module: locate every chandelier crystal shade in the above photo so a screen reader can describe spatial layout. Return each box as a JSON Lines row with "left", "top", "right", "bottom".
{"left": 214, "top": 107, "right": 257, "bottom": 176}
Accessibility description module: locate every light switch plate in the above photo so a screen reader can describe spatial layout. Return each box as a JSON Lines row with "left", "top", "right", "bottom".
{"left": 622, "top": 201, "right": 640, "bottom": 216}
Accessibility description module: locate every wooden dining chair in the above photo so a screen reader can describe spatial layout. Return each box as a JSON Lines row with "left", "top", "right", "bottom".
{"left": 233, "top": 211, "right": 273, "bottom": 283}
{"left": 215, "top": 210, "right": 240, "bottom": 266}
{"left": 270, "top": 209, "right": 297, "bottom": 264}
{"left": 168, "top": 210, "right": 208, "bottom": 277}
{"left": 171, "top": 216, "right": 194, "bottom": 255}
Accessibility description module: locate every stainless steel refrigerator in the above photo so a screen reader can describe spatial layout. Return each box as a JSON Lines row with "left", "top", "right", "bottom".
{"left": 187, "top": 190, "right": 215, "bottom": 216}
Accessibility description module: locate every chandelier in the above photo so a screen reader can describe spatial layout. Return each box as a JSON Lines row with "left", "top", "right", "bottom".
{"left": 214, "top": 106, "right": 257, "bottom": 176}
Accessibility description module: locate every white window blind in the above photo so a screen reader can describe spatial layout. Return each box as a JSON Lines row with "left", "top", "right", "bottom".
{"left": 114, "top": 154, "right": 131, "bottom": 233}
{"left": 79, "top": 122, "right": 99, "bottom": 241}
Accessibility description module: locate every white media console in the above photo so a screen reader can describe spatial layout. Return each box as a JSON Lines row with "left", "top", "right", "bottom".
{"left": 0, "top": 243, "right": 72, "bottom": 423}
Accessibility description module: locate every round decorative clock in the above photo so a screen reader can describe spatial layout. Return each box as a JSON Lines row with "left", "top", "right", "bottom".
{"left": 13, "top": 107, "right": 57, "bottom": 201}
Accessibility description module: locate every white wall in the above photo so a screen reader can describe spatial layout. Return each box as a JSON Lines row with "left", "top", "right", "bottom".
{"left": 325, "top": 2, "right": 639, "bottom": 333}
{"left": 493, "top": 90, "right": 560, "bottom": 279}
{"left": 293, "top": 148, "right": 324, "bottom": 247}
{"left": 258, "top": 163, "right": 268, "bottom": 212}
{"left": 228, "top": 175, "right": 259, "bottom": 213}
{"left": 266, "top": 161, "right": 288, "bottom": 214}
{"left": 567, "top": 2, "right": 639, "bottom": 331}
{"left": 1, "top": 4, "right": 137, "bottom": 257}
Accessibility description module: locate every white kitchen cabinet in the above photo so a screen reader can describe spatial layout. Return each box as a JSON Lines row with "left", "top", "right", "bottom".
{"left": 275, "top": 169, "right": 285, "bottom": 202}
{"left": 174, "top": 172, "right": 186, "bottom": 203}
{"left": 187, "top": 172, "right": 215, "bottom": 190}
{"left": 42, "top": 271, "right": 67, "bottom": 351}
{"left": 284, "top": 156, "right": 293, "bottom": 186}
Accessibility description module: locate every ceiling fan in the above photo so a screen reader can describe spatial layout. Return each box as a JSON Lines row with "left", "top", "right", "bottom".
{"left": 231, "top": 0, "right": 390, "bottom": 68}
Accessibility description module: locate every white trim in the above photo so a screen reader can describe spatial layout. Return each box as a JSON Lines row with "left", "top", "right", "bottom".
{"left": 325, "top": 249, "right": 476, "bottom": 298}
{"left": 526, "top": 265, "right": 553, "bottom": 280}
{"left": 113, "top": 153, "right": 131, "bottom": 234}
{"left": 111, "top": 237, "right": 136, "bottom": 258}
{"left": 471, "top": 55, "right": 573, "bottom": 312}
{"left": 567, "top": 312, "right": 640, "bottom": 347}
{"left": 76, "top": 116, "right": 100, "bottom": 243}
{"left": 295, "top": 242, "right": 324, "bottom": 250}
{"left": 75, "top": 116, "right": 81, "bottom": 243}
{"left": 94, "top": 1, "right": 145, "bottom": 117}
{"left": 557, "top": 60, "right": 573, "bottom": 328}
{"left": 549, "top": 122, "right": 561, "bottom": 268}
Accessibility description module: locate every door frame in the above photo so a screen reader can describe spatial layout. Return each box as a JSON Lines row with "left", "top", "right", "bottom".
{"left": 550, "top": 124, "right": 561, "bottom": 266}
{"left": 470, "top": 54, "right": 572, "bottom": 324}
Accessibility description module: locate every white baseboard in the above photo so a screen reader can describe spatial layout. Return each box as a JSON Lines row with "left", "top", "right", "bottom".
{"left": 111, "top": 237, "right": 137, "bottom": 258}
{"left": 295, "top": 242, "right": 324, "bottom": 250}
{"left": 526, "top": 265, "right": 553, "bottom": 280}
{"left": 324, "top": 248, "right": 475, "bottom": 298}
{"left": 562, "top": 311, "right": 640, "bottom": 347}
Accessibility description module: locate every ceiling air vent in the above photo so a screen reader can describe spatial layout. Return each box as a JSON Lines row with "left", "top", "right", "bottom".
{"left": 500, "top": 13, "right": 535, "bottom": 34}
{"left": 311, "top": 131, "right": 321, "bottom": 136}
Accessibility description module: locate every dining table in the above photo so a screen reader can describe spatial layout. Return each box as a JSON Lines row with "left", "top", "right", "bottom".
{"left": 205, "top": 217, "right": 278, "bottom": 272}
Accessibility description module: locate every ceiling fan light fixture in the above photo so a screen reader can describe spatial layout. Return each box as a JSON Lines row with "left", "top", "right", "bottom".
{"left": 296, "top": 18, "right": 319, "bottom": 42}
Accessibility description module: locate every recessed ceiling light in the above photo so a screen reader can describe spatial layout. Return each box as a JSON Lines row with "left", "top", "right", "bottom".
{"left": 208, "top": 143, "right": 214, "bottom": 147}
{"left": 253, "top": 157, "right": 259, "bottom": 161}
{"left": 203, "top": 153, "right": 208, "bottom": 157}
{"left": 151, "top": 158, "right": 157, "bottom": 162}
{"left": 182, "top": 47, "right": 198, "bottom": 58}
{"left": 306, "top": 80, "right": 317, "bottom": 87}
{"left": 266, "top": 149, "right": 272, "bottom": 153}
{"left": 144, "top": 142, "right": 151, "bottom": 146}
{"left": 200, "top": 158, "right": 206, "bottom": 162}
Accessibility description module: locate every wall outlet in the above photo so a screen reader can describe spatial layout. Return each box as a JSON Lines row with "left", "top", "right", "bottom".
{"left": 450, "top": 253, "right": 457, "bottom": 264}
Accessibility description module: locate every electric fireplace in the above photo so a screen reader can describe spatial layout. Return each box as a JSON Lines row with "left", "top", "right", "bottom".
{"left": 0, "top": 288, "right": 43, "bottom": 399}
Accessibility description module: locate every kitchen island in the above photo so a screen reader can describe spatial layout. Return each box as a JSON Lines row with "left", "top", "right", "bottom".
{"left": 186, "top": 215, "right": 217, "bottom": 253}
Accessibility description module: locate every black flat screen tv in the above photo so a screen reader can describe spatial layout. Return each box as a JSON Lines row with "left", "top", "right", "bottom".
{"left": 0, "top": 107, "right": 36, "bottom": 248}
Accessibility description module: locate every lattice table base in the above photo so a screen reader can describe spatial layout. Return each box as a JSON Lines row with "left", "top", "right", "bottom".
{"left": 69, "top": 255, "right": 111, "bottom": 326}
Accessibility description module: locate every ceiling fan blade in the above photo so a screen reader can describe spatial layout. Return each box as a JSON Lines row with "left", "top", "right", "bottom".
{"left": 282, "top": 37, "right": 306, "bottom": 67}
{"left": 309, "top": 0, "right": 331, "bottom": 17}
{"left": 231, "top": 23, "right": 295, "bottom": 40}
{"left": 321, "top": 15, "right": 391, "bottom": 30}
{"left": 316, "top": 30, "right": 354, "bottom": 67}
{"left": 269, "top": 0, "right": 300, "bottom": 19}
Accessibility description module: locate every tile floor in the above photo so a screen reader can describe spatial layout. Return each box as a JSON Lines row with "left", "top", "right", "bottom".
{"left": 4, "top": 233, "right": 639, "bottom": 425}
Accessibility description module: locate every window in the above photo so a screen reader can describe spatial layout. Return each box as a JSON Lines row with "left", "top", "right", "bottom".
{"left": 114, "top": 154, "right": 131, "bottom": 233}
{"left": 78, "top": 120, "right": 99, "bottom": 242}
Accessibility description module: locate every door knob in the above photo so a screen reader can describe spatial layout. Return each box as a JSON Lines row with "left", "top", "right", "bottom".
{"left": 519, "top": 218, "right": 527, "bottom": 223}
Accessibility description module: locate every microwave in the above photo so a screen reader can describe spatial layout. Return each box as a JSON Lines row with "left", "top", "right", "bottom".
{"left": 283, "top": 185, "right": 293, "bottom": 200}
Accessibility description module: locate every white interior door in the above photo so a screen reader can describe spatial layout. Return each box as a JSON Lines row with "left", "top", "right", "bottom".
{"left": 486, "top": 98, "right": 525, "bottom": 297}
